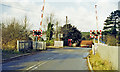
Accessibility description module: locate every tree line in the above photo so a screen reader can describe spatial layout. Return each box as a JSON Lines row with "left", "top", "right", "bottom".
{"left": 44, "top": 14, "right": 83, "bottom": 46}
{"left": 1, "top": 13, "right": 88, "bottom": 50}
{"left": 102, "top": 10, "right": 120, "bottom": 46}
{"left": 1, "top": 16, "right": 31, "bottom": 50}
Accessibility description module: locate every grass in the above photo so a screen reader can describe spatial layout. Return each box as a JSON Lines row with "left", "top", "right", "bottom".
{"left": 2, "top": 49, "right": 38, "bottom": 60}
{"left": 46, "top": 46, "right": 63, "bottom": 49}
{"left": 81, "top": 32, "right": 90, "bottom": 36}
{"left": 2, "top": 50, "right": 23, "bottom": 59}
{"left": 89, "top": 50, "right": 113, "bottom": 71}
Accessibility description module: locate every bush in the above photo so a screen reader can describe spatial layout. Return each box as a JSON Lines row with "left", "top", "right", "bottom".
{"left": 89, "top": 52, "right": 113, "bottom": 70}
{"left": 106, "top": 35, "right": 116, "bottom": 46}
{"left": 46, "top": 39, "right": 54, "bottom": 46}
{"left": 2, "top": 18, "right": 30, "bottom": 50}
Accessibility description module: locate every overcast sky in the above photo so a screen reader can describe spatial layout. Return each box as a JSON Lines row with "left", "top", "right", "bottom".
{"left": 0, "top": 0, "right": 119, "bottom": 32}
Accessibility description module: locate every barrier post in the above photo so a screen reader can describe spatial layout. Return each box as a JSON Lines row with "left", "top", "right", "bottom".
{"left": 17, "top": 40, "right": 19, "bottom": 52}
{"left": 98, "top": 36, "right": 99, "bottom": 44}
{"left": 36, "top": 36, "right": 37, "bottom": 49}
{"left": 93, "top": 38, "right": 95, "bottom": 55}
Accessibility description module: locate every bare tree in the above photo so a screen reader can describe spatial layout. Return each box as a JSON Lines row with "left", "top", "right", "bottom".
{"left": 2, "top": 17, "right": 30, "bottom": 50}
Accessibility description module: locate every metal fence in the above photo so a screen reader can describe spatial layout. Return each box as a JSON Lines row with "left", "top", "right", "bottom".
{"left": 17, "top": 40, "right": 46, "bottom": 52}
{"left": 33, "top": 41, "right": 46, "bottom": 50}
{"left": 17, "top": 40, "right": 33, "bottom": 52}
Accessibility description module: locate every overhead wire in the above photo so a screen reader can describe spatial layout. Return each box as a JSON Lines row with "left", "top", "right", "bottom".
{"left": 0, "top": 3, "right": 42, "bottom": 29}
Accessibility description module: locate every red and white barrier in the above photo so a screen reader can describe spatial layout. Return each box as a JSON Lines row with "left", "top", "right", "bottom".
{"left": 33, "top": 0, "right": 45, "bottom": 38}
{"left": 40, "top": 0, "right": 45, "bottom": 26}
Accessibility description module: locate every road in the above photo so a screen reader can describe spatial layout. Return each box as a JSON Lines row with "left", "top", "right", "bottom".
{"left": 2, "top": 47, "right": 91, "bottom": 71}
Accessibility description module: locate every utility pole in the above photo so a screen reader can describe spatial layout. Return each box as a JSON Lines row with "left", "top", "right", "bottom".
{"left": 66, "top": 16, "right": 68, "bottom": 24}
{"left": 65, "top": 16, "right": 68, "bottom": 38}
{"left": 24, "top": 16, "right": 27, "bottom": 30}
{"left": 56, "top": 21, "right": 58, "bottom": 41}
{"left": 66, "top": 16, "right": 68, "bottom": 30}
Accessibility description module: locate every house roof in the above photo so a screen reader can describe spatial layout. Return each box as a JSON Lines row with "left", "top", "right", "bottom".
{"left": 81, "top": 40, "right": 93, "bottom": 45}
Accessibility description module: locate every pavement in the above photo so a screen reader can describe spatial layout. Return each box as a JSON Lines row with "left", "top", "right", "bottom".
{"left": 2, "top": 47, "right": 91, "bottom": 71}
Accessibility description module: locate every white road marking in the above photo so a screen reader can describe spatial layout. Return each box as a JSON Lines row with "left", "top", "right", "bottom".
{"left": 48, "top": 58, "right": 50, "bottom": 59}
{"left": 31, "top": 61, "right": 48, "bottom": 70}
{"left": 49, "top": 57, "right": 54, "bottom": 60}
{"left": 26, "top": 62, "right": 41, "bottom": 70}
{"left": 26, "top": 54, "right": 61, "bottom": 70}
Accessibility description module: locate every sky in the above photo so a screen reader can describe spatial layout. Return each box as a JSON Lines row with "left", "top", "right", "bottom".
{"left": 0, "top": 0, "right": 120, "bottom": 32}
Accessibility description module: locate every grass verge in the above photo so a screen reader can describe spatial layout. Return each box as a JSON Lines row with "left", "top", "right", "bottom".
{"left": 2, "top": 49, "right": 38, "bottom": 60}
{"left": 46, "top": 46, "right": 63, "bottom": 49}
{"left": 88, "top": 50, "right": 114, "bottom": 71}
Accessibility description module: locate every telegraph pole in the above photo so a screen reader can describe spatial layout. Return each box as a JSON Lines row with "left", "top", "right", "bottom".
{"left": 66, "top": 16, "right": 68, "bottom": 30}
{"left": 66, "top": 16, "right": 68, "bottom": 24}
{"left": 56, "top": 21, "right": 59, "bottom": 41}
{"left": 65, "top": 16, "right": 68, "bottom": 38}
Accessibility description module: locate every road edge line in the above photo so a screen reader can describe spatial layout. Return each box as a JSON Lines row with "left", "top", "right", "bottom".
{"left": 87, "top": 57, "right": 94, "bottom": 72}
{"left": 2, "top": 53, "right": 30, "bottom": 63}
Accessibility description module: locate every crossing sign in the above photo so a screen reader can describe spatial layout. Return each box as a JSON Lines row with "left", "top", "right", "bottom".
{"left": 90, "top": 30, "right": 102, "bottom": 38}
{"left": 33, "top": 30, "right": 42, "bottom": 37}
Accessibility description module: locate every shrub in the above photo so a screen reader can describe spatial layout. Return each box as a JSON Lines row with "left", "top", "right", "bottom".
{"left": 106, "top": 35, "right": 116, "bottom": 46}
{"left": 2, "top": 17, "right": 30, "bottom": 51}
{"left": 46, "top": 39, "right": 54, "bottom": 46}
{"left": 89, "top": 52, "right": 112, "bottom": 70}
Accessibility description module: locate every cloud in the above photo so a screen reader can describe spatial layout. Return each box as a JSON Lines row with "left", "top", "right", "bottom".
{"left": 53, "top": 3, "right": 97, "bottom": 32}
{"left": 1, "top": 2, "right": 43, "bottom": 29}
{"left": 95, "top": 1, "right": 118, "bottom": 30}
{"left": 1, "top": 0, "right": 120, "bottom": 2}
{"left": 1, "top": 0, "right": 119, "bottom": 32}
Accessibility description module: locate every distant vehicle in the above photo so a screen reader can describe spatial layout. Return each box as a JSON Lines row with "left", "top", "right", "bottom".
{"left": 80, "top": 40, "right": 93, "bottom": 48}
{"left": 72, "top": 43, "right": 77, "bottom": 47}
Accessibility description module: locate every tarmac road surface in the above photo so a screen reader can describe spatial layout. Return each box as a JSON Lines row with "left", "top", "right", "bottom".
{"left": 2, "top": 47, "right": 91, "bottom": 71}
